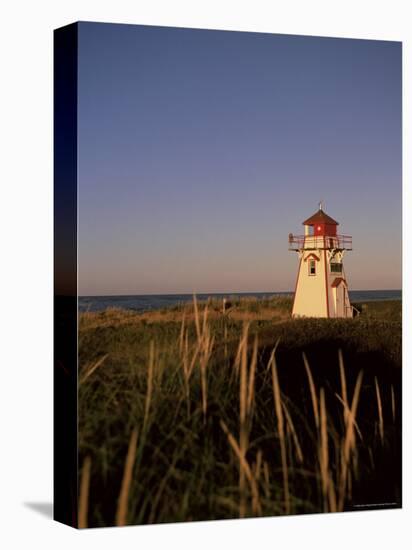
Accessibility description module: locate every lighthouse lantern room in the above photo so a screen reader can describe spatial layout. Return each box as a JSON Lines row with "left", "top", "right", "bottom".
{"left": 288, "top": 204, "right": 354, "bottom": 318}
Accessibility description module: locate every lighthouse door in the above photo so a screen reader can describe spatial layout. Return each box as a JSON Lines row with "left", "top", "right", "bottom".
{"left": 335, "top": 284, "right": 345, "bottom": 317}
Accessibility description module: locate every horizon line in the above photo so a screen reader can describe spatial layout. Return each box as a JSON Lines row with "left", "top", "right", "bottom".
{"left": 78, "top": 288, "right": 402, "bottom": 298}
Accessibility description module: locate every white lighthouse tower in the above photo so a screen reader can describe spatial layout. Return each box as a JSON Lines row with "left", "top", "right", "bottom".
{"left": 289, "top": 204, "right": 354, "bottom": 318}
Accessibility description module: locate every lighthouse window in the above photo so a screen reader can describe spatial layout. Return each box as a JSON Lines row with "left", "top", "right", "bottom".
{"left": 330, "top": 262, "right": 342, "bottom": 273}
{"left": 308, "top": 259, "right": 316, "bottom": 276}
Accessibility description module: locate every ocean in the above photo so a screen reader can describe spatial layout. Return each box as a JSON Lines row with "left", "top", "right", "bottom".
{"left": 78, "top": 289, "right": 401, "bottom": 313}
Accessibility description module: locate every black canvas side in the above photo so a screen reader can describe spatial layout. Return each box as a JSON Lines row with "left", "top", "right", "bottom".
{"left": 53, "top": 22, "right": 78, "bottom": 528}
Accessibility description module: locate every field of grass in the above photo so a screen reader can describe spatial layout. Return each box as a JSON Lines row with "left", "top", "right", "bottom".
{"left": 78, "top": 297, "right": 402, "bottom": 527}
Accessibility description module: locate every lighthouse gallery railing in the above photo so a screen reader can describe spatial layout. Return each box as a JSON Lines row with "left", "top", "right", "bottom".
{"left": 288, "top": 234, "right": 353, "bottom": 251}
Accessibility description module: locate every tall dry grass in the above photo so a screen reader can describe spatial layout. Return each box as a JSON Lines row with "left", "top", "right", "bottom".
{"left": 115, "top": 428, "right": 139, "bottom": 526}
{"left": 269, "top": 348, "right": 290, "bottom": 514}
{"left": 374, "top": 376, "right": 384, "bottom": 444}
{"left": 337, "top": 370, "right": 363, "bottom": 511}
{"left": 78, "top": 296, "right": 401, "bottom": 526}
{"left": 225, "top": 322, "right": 260, "bottom": 517}
{"left": 78, "top": 456, "right": 91, "bottom": 528}
{"left": 143, "top": 342, "right": 155, "bottom": 433}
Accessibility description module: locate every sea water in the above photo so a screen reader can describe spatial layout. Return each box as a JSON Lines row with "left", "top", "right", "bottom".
{"left": 78, "top": 289, "right": 401, "bottom": 313}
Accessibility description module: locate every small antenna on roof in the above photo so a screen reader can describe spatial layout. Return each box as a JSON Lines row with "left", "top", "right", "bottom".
{"left": 319, "top": 201, "right": 323, "bottom": 211}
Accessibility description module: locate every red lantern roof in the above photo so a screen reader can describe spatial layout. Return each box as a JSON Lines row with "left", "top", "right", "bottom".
{"left": 303, "top": 208, "right": 339, "bottom": 226}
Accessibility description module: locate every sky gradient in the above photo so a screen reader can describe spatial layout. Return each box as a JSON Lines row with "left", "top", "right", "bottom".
{"left": 78, "top": 23, "right": 401, "bottom": 296}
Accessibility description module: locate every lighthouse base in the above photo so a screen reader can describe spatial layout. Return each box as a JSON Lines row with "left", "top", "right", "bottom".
{"left": 291, "top": 252, "right": 353, "bottom": 319}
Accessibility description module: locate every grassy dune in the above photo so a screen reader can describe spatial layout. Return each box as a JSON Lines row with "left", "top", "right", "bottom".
{"left": 78, "top": 297, "right": 401, "bottom": 527}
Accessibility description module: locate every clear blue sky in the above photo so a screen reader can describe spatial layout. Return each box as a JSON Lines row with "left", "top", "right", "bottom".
{"left": 77, "top": 22, "right": 401, "bottom": 296}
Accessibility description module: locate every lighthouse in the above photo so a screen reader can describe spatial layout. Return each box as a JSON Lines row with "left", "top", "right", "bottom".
{"left": 289, "top": 204, "right": 353, "bottom": 318}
